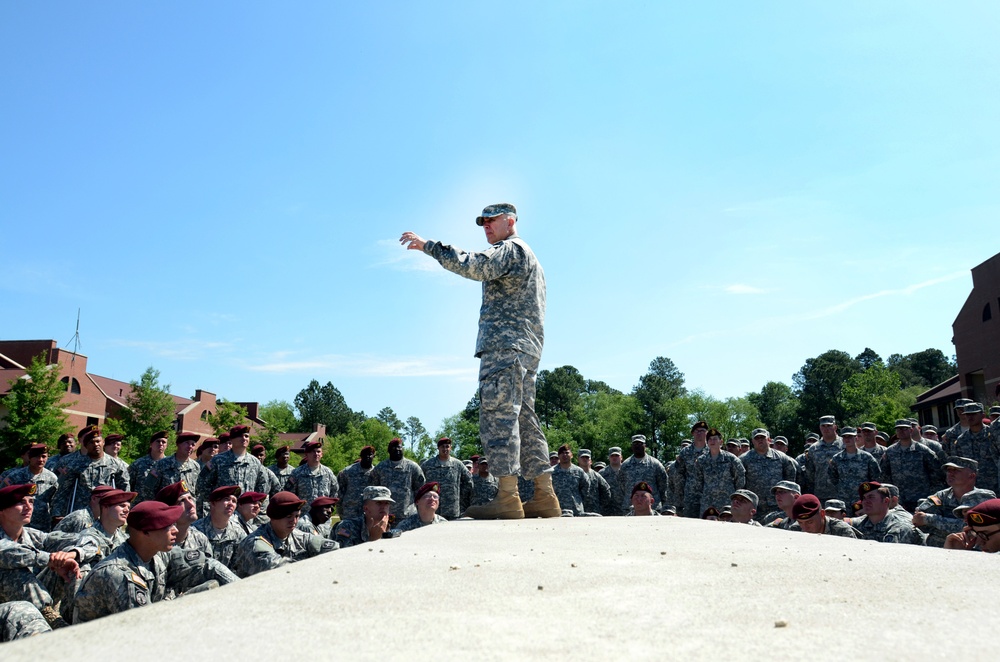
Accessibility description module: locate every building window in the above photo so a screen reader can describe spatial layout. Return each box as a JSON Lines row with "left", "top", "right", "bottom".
{"left": 70, "top": 378, "right": 81, "bottom": 394}
{"left": 60, "top": 376, "right": 69, "bottom": 391}
{"left": 985, "top": 303, "right": 993, "bottom": 322}
{"left": 201, "top": 410, "right": 209, "bottom": 420}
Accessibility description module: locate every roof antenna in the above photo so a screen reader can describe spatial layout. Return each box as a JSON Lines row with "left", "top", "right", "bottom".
{"left": 65, "top": 309, "right": 82, "bottom": 365}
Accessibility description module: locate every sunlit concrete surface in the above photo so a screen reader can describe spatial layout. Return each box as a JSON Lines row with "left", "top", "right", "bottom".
{"left": 5, "top": 516, "right": 994, "bottom": 660}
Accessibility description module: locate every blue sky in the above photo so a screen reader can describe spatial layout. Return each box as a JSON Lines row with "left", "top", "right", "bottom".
{"left": 2, "top": 3, "right": 997, "bottom": 434}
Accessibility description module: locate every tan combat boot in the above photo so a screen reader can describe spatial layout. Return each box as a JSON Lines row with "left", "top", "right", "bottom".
{"left": 463, "top": 475, "right": 524, "bottom": 519}
{"left": 40, "top": 605, "right": 68, "bottom": 629}
{"left": 521, "top": 472, "right": 561, "bottom": 518}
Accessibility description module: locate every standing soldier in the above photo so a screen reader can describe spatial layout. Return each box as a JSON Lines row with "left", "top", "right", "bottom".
{"left": 694, "top": 428, "right": 745, "bottom": 515}
{"left": 802, "top": 416, "right": 843, "bottom": 501}
{"left": 618, "top": 435, "right": 670, "bottom": 514}
{"left": 1, "top": 444, "right": 58, "bottom": 532}
{"left": 471, "top": 458, "right": 499, "bottom": 507}
{"left": 420, "top": 437, "right": 473, "bottom": 520}
{"left": 880, "top": 419, "right": 942, "bottom": 511}
{"left": 196, "top": 425, "right": 270, "bottom": 516}
{"left": 828, "top": 427, "right": 881, "bottom": 505}
{"left": 51, "top": 426, "right": 129, "bottom": 524}
{"left": 941, "top": 399, "right": 973, "bottom": 454}
{"left": 128, "top": 431, "right": 169, "bottom": 491}
{"left": 268, "top": 446, "right": 294, "bottom": 493}
{"left": 45, "top": 434, "right": 77, "bottom": 473}
{"left": 673, "top": 422, "right": 709, "bottom": 517}
{"left": 338, "top": 446, "right": 377, "bottom": 521}
{"left": 551, "top": 445, "right": 588, "bottom": 516}
{"left": 953, "top": 403, "right": 997, "bottom": 493}
{"left": 141, "top": 432, "right": 201, "bottom": 503}
{"left": 599, "top": 447, "right": 626, "bottom": 516}
{"left": 858, "top": 423, "right": 886, "bottom": 461}
{"left": 371, "top": 438, "right": 424, "bottom": 522}
{"left": 284, "top": 440, "right": 339, "bottom": 509}
{"left": 577, "top": 449, "right": 612, "bottom": 515}
{"left": 739, "top": 428, "right": 797, "bottom": 521}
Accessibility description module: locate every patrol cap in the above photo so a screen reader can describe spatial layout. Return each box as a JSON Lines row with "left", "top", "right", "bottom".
{"left": 954, "top": 492, "right": 996, "bottom": 518}
{"left": 730, "top": 489, "right": 758, "bottom": 508}
{"left": 478, "top": 458, "right": 489, "bottom": 466}
{"left": 990, "top": 406, "right": 1000, "bottom": 416}
{"left": 266, "top": 491, "right": 306, "bottom": 519}
{"left": 631, "top": 481, "right": 653, "bottom": 496}
{"left": 894, "top": 419, "right": 911, "bottom": 429}
{"left": 127, "top": 501, "right": 183, "bottom": 532}
{"left": 661, "top": 505, "right": 677, "bottom": 515}
{"left": 549, "top": 451, "right": 558, "bottom": 460}
{"left": 437, "top": 437, "right": 452, "bottom": 446}
{"left": 883, "top": 483, "right": 900, "bottom": 498}
{"left": 860, "top": 422, "right": 877, "bottom": 431}
{"left": 608, "top": 447, "right": 622, "bottom": 457}
{"left": 806, "top": 433, "right": 820, "bottom": 442}
{"left": 954, "top": 398, "right": 973, "bottom": 409}
{"left": 310, "top": 495, "right": 338, "bottom": 509}
{"left": 751, "top": 428, "right": 769, "bottom": 438}
{"left": 415, "top": 482, "right": 440, "bottom": 501}
{"left": 823, "top": 499, "right": 847, "bottom": 513}
{"left": 726, "top": 439, "right": 740, "bottom": 449}
{"left": 0, "top": 483, "right": 37, "bottom": 509}
{"left": 579, "top": 449, "right": 592, "bottom": 458}
{"left": 719, "top": 505, "right": 732, "bottom": 515}
{"left": 99, "top": 489, "right": 137, "bottom": 508}
{"left": 228, "top": 424, "right": 250, "bottom": 438}
{"left": 475, "top": 202, "right": 516, "bottom": 226}
{"left": 858, "top": 481, "right": 883, "bottom": 497}
{"left": 840, "top": 426, "right": 857, "bottom": 436}
{"left": 176, "top": 432, "right": 200, "bottom": 445}
{"left": 921, "top": 425, "right": 938, "bottom": 435}
{"left": 209, "top": 485, "right": 241, "bottom": 501}
{"left": 818, "top": 415, "right": 836, "bottom": 425}
{"left": 26, "top": 443, "right": 48, "bottom": 458}
{"left": 103, "top": 434, "right": 124, "bottom": 445}
{"left": 792, "top": 494, "right": 822, "bottom": 520}
{"left": 739, "top": 439, "right": 750, "bottom": 448}
{"left": 362, "top": 485, "right": 395, "bottom": 503}
{"left": 691, "top": 421, "right": 708, "bottom": 433}
{"left": 942, "top": 456, "right": 978, "bottom": 472}
{"left": 631, "top": 435, "right": 647, "bottom": 444}
{"left": 773, "top": 436, "right": 788, "bottom": 444}
{"left": 963, "top": 402, "right": 984, "bottom": 414}
{"left": 967, "top": 499, "right": 1000, "bottom": 527}
{"left": 593, "top": 462, "right": 607, "bottom": 471}
{"left": 876, "top": 431, "right": 890, "bottom": 442}
{"left": 463, "top": 460, "right": 473, "bottom": 469}
{"left": 237, "top": 491, "right": 267, "bottom": 505}
{"left": 150, "top": 430, "right": 170, "bottom": 443}
{"left": 155, "top": 481, "right": 192, "bottom": 506}
{"left": 770, "top": 480, "right": 801, "bottom": 495}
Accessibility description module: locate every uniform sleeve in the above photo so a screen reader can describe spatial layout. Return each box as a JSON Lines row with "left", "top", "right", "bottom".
{"left": 867, "top": 455, "right": 882, "bottom": 482}
{"left": 412, "top": 463, "right": 426, "bottom": 493}
{"left": 73, "top": 565, "right": 147, "bottom": 623}
{"left": 460, "top": 466, "right": 473, "bottom": 512}
{"left": 878, "top": 453, "right": 892, "bottom": 484}
{"left": 657, "top": 463, "right": 670, "bottom": 506}
{"left": 424, "top": 239, "right": 520, "bottom": 283}
{"left": 0, "top": 540, "right": 49, "bottom": 570}
{"left": 195, "top": 463, "right": 215, "bottom": 506}
{"left": 828, "top": 458, "right": 840, "bottom": 484}
{"left": 732, "top": 457, "right": 746, "bottom": 490}
{"left": 50, "top": 468, "right": 77, "bottom": 519}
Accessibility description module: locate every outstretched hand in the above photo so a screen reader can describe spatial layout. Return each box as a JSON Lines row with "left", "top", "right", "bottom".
{"left": 399, "top": 231, "right": 426, "bottom": 251}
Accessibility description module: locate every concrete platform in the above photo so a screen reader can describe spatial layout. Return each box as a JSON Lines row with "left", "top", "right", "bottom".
{"left": 5, "top": 517, "right": 995, "bottom": 660}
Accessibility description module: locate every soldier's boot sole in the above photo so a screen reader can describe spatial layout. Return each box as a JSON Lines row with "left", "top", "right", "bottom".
{"left": 462, "top": 476, "right": 524, "bottom": 519}
{"left": 522, "top": 472, "right": 562, "bottom": 518}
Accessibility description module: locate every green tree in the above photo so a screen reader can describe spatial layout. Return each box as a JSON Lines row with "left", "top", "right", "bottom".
{"left": 403, "top": 416, "right": 427, "bottom": 453}
{"left": 376, "top": 407, "right": 404, "bottom": 435}
{"left": 118, "top": 367, "right": 176, "bottom": 462}
{"left": 436, "top": 413, "right": 481, "bottom": 459}
{"left": 887, "top": 349, "right": 957, "bottom": 388}
{"left": 679, "top": 392, "right": 763, "bottom": 451}
{"left": 536, "top": 366, "right": 586, "bottom": 427}
{"left": 206, "top": 400, "right": 249, "bottom": 438}
{"left": 259, "top": 399, "right": 297, "bottom": 433}
{"left": 632, "top": 356, "right": 687, "bottom": 457}
{"left": 855, "top": 347, "right": 883, "bottom": 370}
{"left": 840, "top": 364, "right": 914, "bottom": 430}
{"left": 294, "top": 380, "right": 356, "bottom": 435}
{"left": 572, "top": 390, "right": 645, "bottom": 462}
{"left": 791, "top": 350, "right": 861, "bottom": 439}
{"left": 323, "top": 418, "right": 397, "bottom": 473}
{"left": 0, "top": 354, "right": 73, "bottom": 467}
{"left": 747, "top": 381, "right": 798, "bottom": 441}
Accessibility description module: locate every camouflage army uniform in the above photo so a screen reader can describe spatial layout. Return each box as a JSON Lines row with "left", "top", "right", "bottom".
{"left": 72, "top": 541, "right": 167, "bottom": 622}
{"left": 879, "top": 442, "right": 941, "bottom": 510}
{"left": 76, "top": 523, "right": 128, "bottom": 569}
{"left": 53, "top": 507, "right": 94, "bottom": 534}
{"left": 860, "top": 443, "right": 886, "bottom": 462}
{"left": 599, "top": 465, "right": 625, "bottom": 516}
{"left": 517, "top": 474, "right": 535, "bottom": 502}
{"left": 230, "top": 523, "right": 338, "bottom": 578}
{"left": 582, "top": 468, "right": 612, "bottom": 515}
{"left": 915, "top": 487, "right": 996, "bottom": 547}
{"left": 793, "top": 452, "right": 809, "bottom": 487}
{"left": 953, "top": 428, "right": 998, "bottom": 493}
{"left": 0, "top": 601, "right": 51, "bottom": 640}
{"left": 852, "top": 514, "right": 926, "bottom": 545}
{"left": 788, "top": 518, "right": 860, "bottom": 538}
{"left": 162, "top": 535, "right": 238, "bottom": 599}
{"left": 0, "top": 526, "right": 82, "bottom": 609}
{"left": 127, "top": 454, "right": 158, "bottom": 493}
{"left": 268, "top": 463, "right": 295, "bottom": 493}
{"left": 337, "top": 461, "right": 376, "bottom": 520}
{"left": 828, "top": 449, "right": 881, "bottom": 505}
{"left": 296, "top": 512, "right": 333, "bottom": 538}
{"left": 694, "top": 451, "right": 745, "bottom": 514}
{"left": 334, "top": 517, "right": 371, "bottom": 548}
{"left": 195, "top": 450, "right": 271, "bottom": 516}
{"left": 920, "top": 437, "right": 948, "bottom": 465}
{"left": 192, "top": 516, "right": 246, "bottom": 569}
{"left": 551, "top": 464, "right": 588, "bottom": 516}
{"left": 941, "top": 422, "right": 966, "bottom": 455}
{"left": 423, "top": 231, "right": 549, "bottom": 481}
{"left": 261, "top": 467, "right": 282, "bottom": 497}
{"left": 802, "top": 438, "right": 843, "bottom": 502}
{"left": 51, "top": 453, "right": 129, "bottom": 519}
{"left": 285, "top": 463, "right": 340, "bottom": 510}
{"left": 471, "top": 474, "right": 499, "bottom": 506}
{"left": 739, "top": 449, "right": 797, "bottom": 521}
{"left": 672, "top": 444, "right": 708, "bottom": 518}
{"left": 420, "top": 456, "right": 473, "bottom": 519}
{"left": 617, "top": 455, "right": 671, "bottom": 513}
{"left": 397, "top": 512, "right": 448, "bottom": 532}
{"left": 1, "top": 467, "right": 58, "bottom": 531}
{"left": 764, "top": 513, "right": 795, "bottom": 530}
{"left": 141, "top": 455, "right": 201, "bottom": 503}
{"left": 371, "top": 458, "right": 425, "bottom": 521}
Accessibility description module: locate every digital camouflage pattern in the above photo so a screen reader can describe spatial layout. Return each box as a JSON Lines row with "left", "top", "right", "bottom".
{"left": 51, "top": 454, "right": 129, "bottom": 519}
{"left": 851, "top": 514, "right": 926, "bottom": 545}
{"left": 420, "top": 456, "right": 473, "bottom": 519}
{"left": 127, "top": 454, "right": 158, "bottom": 494}
{"left": 141, "top": 455, "right": 201, "bottom": 503}
{"left": 0, "top": 601, "right": 50, "bottom": 641}
{"left": 551, "top": 463, "right": 588, "bottom": 516}
{"left": 673, "top": 444, "right": 708, "bottom": 517}
{"left": 739, "top": 449, "right": 797, "bottom": 520}
{"left": 617, "top": 454, "right": 670, "bottom": 513}
{"left": 471, "top": 473, "right": 499, "bottom": 506}
{"left": 72, "top": 541, "right": 166, "bottom": 623}
{"left": 195, "top": 450, "right": 271, "bottom": 516}
{"left": 828, "top": 448, "right": 881, "bottom": 505}
{"left": 284, "top": 463, "right": 340, "bottom": 508}
{"left": 230, "top": 523, "right": 337, "bottom": 578}
{"left": 802, "top": 438, "right": 843, "bottom": 502}
{"left": 192, "top": 516, "right": 246, "bottom": 569}
{"left": 337, "top": 462, "right": 376, "bottom": 521}
{"left": 371, "top": 458, "right": 425, "bottom": 521}
{"left": 582, "top": 469, "right": 612, "bottom": 515}
{"left": 878, "top": 442, "right": 941, "bottom": 510}
{"left": 695, "top": 451, "right": 745, "bottom": 514}
{"left": 915, "top": 487, "right": 997, "bottom": 547}
{"left": 599, "top": 465, "right": 625, "bottom": 516}
{"left": 396, "top": 512, "right": 448, "bottom": 532}
{"left": 953, "top": 427, "right": 998, "bottom": 493}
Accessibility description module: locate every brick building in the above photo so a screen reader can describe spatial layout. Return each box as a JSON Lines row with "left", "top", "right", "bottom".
{"left": 951, "top": 252, "right": 1000, "bottom": 406}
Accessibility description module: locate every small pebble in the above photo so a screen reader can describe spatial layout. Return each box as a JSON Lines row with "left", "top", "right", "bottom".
{"left": 570, "top": 563, "right": 577, "bottom": 568}
{"left": 775, "top": 620, "right": 788, "bottom": 628}
{"left": 537, "top": 585, "right": 543, "bottom": 591}
{"left": 379, "top": 549, "right": 384, "bottom": 553}
{"left": 333, "top": 580, "right": 339, "bottom": 584}
{"left": 660, "top": 552, "right": 666, "bottom": 556}
{"left": 449, "top": 565, "right": 460, "bottom": 571}
{"left": 731, "top": 563, "right": 738, "bottom": 567}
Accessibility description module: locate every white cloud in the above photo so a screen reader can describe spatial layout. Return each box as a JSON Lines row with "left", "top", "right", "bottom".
{"left": 245, "top": 352, "right": 474, "bottom": 379}
{"left": 800, "top": 270, "right": 968, "bottom": 320}
{"left": 724, "top": 284, "right": 767, "bottom": 295}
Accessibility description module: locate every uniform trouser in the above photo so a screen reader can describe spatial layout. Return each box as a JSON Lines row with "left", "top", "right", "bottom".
{"left": 478, "top": 349, "right": 549, "bottom": 480}
{"left": 0, "top": 569, "right": 53, "bottom": 610}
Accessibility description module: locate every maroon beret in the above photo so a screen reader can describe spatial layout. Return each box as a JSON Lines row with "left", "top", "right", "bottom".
{"left": 196, "top": 438, "right": 219, "bottom": 454}
{"left": 80, "top": 426, "right": 102, "bottom": 444}
{"left": 91, "top": 485, "right": 117, "bottom": 499}
{"left": 0, "top": 483, "right": 37, "bottom": 509}
{"left": 631, "top": 481, "right": 653, "bottom": 496}
{"left": 967, "top": 498, "right": 1000, "bottom": 527}
{"left": 176, "top": 432, "right": 200, "bottom": 445}
{"left": 301, "top": 440, "right": 322, "bottom": 452}
{"left": 127, "top": 501, "right": 183, "bottom": 532}
{"left": 388, "top": 437, "right": 403, "bottom": 447}
{"left": 361, "top": 445, "right": 375, "bottom": 454}
{"left": 470, "top": 455, "right": 480, "bottom": 462}
{"left": 276, "top": 445, "right": 290, "bottom": 453}
{"left": 437, "top": 437, "right": 452, "bottom": 446}
{"left": 791, "top": 494, "right": 822, "bottom": 521}
{"left": 858, "top": 481, "right": 882, "bottom": 497}
{"left": 79, "top": 425, "right": 99, "bottom": 438}
{"left": 218, "top": 432, "right": 231, "bottom": 442}
{"left": 237, "top": 491, "right": 267, "bottom": 506}
{"left": 100, "top": 490, "right": 137, "bottom": 508}
{"left": 27, "top": 444, "right": 48, "bottom": 458}
{"left": 104, "top": 434, "right": 124, "bottom": 444}
{"left": 228, "top": 425, "right": 249, "bottom": 438}
{"left": 415, "top": 482, "right": 440, "bottom": 501}
{"left": 209, "top": 485, "right": 241, "bottom": 502}
{"left": 155, "top": 481, "right": 192, "bottom": 506}
{"left": 251, "top": 444, "right": 266, "bottom": 454}
{"left": 150, "top": 430, "right": 170, "bottom": 443}
{"left": 267, "top": 491, "right": 306, "bottom": 519}
{"left": 310, "top": 496, "right": 339, "bottom": 509}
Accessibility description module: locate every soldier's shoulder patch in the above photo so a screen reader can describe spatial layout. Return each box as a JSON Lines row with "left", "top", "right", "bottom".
{"left": 128, "top": 571, "right": 148, "bottom": 589}
{"left": 184, "top": 549, "right": 201, "bottom": 562}
{"left": 253, "top": 537, "right": 274, "bottom": 553}
{"left": 928, "top": 495, "right": 942, "bottom": 506}
{"left": 337, "top": 526, "right": 353, "bottom": 538}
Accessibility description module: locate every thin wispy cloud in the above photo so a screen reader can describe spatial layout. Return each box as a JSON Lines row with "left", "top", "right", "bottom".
{"left": 798, "top": 270, "right": 969, "bottom": 321}
{"left": 108, "top": 339, "right": 235, "bottom": 361}
{"left": 372, "top": 238, "right": 441, "bottom": 272}
{"left": 246, "top": 352, "right": 474, "bottom": 379}
{"left": 724, "top": 284, "right": 767, "bottom": 295}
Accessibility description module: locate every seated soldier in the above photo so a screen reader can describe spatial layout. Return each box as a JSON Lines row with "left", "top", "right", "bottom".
{"left": 788, "top": 495, "right": 859, "bottom": 538}
{"left": 912, "top": 457, "right": 996, "bottom": 547}
{"left": 730, "top": 490, "right": 762, "bottom": 526}
{"left": 763, "top": 481, "right": 801, "bottom": 529}
{"left": 335, "top": 486, "right": 401, "bottom": 548}
{"left": 852, "top": 482, "right": 925, "bottom": 545}
{"left": 191, "top": 485, "right": 246, "bottom": 570}
{"left": 229, "top": 491, "right": 338, "bottom": 577}
{"left": 625, "top": 481, "right": 660, "bottom": 516}
{"left": 297, "top": 496, "right": 339, "bottom": 537}
{"left": 823, "top": 500, "right": 848, "bottom": 520}
{"left": 0, "top": 484, "right": 81, "bottom": 627}
{"left": 235, "top": 491, "right": 268, "bottom": 535}
{"left": 961, "top": 499, "right": 1000, "bottom": 553}
{"left": 398, "top": 482, "right": 448, "bottom": 531}
{"left": 701, "top": 507, "right": 721, "bottom": 521}
{"left": 53, "top": 484, "right": 116, "bottom": 534}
